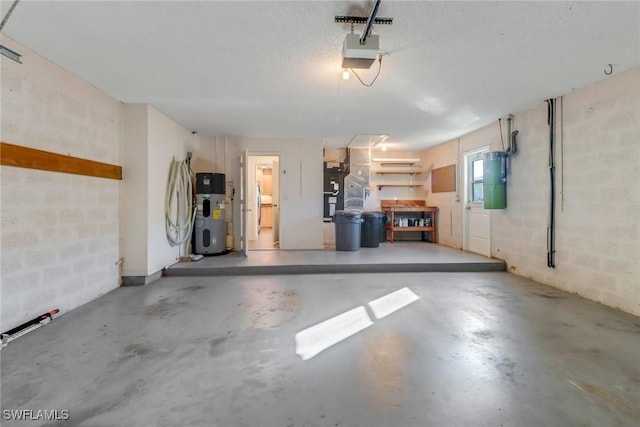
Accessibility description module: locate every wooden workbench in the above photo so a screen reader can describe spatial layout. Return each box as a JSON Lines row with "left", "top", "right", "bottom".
{"left": 380, "top": 200, "right": 437, "bottom": 243}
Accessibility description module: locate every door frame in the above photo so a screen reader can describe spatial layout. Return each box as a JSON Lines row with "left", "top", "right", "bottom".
{"left": 271, "top": 158, "right": 280, "bottom": 248}
{"left": 245, "top": 152, "right": 281, "bottom": 251}
{"left": 463, "top": 145, "right": 490, "bottom": 254}
{"left": 240, "top": 149, "right": 249, "bottom": 256}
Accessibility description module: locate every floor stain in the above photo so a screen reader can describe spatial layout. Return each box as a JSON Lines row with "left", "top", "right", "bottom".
{"left": 41, "top": 379, "right": 144, "bottom": 427}
{"left": 574, "top": 381, "right": 640, "bottom": 422}
{"left": 145, "top": 297, "right": 188, "bottom": 319}
{"left": 361, "top": 333, "right": 412, "bottom": 412}
{"left": 4, "top": 382, "right": 35, "bottom": 408}
{"left": 180, "top": 285, "right": 205, "bottom": 292}
{"left": 473, "top": 329, "right": 494, "bottom": 340}
{"left": 595, "top": 321, "right": 640, "bottom": 335}
{"left": 465, "top": 288, "right": 509, "bottom": 301}
{"left": 280, "top": 290, "right": 300, "bottom": 312}
{"left": 123, "top": 343, "right": 155, "bottom": 358}
{"left": 237, "top": 286, "right": 300, "bottom": 329}
{"left": 533, "top": 292, "right": 564, "bottom": 299}
{"left": 587, "top": 347, "right": 603, "bottom": 355}
{"left": 495, "top": 357, "right": 517, "bottom": 384}
{"left": 209, "top": 334, "right": 230, "bottom": 357}
{"left": 242, "top": 378, "right": 267, "bottom": 389}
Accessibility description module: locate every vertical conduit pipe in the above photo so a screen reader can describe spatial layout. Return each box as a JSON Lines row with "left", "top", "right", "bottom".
{"left": 546, "top": 99, "right": 556, "bottom": 268}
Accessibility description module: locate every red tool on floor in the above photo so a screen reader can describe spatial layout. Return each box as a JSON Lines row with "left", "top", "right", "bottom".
{"left": 1, "top": 309, "right": 59, "bottom": 348}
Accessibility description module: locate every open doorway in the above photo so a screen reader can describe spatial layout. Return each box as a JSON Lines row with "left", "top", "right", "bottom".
{"left": 248, "top": 155, "right": 280, "bottom": 250}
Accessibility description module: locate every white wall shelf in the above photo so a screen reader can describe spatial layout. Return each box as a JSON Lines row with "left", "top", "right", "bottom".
{"left": 372, "top": 157, "right": 420, "bottom": 164}
{"left": 374, "top": 169, "right": 423, "bottom": 175}
{"left": 374, "top": 160, "right": 419, "bottom": 166}
{"left": 377, "top": 184, "right": 423, "bottom": 190}
{"left": 374, "top": 165, "right": 423, "bottom": 190}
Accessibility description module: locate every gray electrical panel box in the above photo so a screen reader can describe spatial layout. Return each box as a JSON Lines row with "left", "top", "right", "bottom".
{"left": 194, "top": 173, "right": 227, "bottom": 254}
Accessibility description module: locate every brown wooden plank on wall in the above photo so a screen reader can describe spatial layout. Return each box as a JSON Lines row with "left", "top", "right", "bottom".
{"left": 0, "top": 142, "right": 122, "bottom": 180}
{"left": 431, "top": 164, "right": 456, "bottom": 193}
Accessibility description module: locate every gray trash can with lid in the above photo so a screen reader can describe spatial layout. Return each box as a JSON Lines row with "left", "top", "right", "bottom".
{"left": 361, "top": 212, "right": 387, "bottom": 248}
{"left": 332, "top": 210, "right": 363, "bottom": 251}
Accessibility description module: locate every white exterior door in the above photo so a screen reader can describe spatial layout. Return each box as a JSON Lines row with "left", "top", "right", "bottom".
{"left": 464, "top": 148, "right": 491, "bottom": 257}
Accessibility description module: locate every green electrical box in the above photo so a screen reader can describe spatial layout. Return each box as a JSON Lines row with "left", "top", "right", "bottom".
{"left": 483, "top": 152, "right": 507, "bottom": 209}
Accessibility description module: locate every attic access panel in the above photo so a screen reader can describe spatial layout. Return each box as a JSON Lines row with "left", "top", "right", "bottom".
{"left": 431, "top": 165, "right": 456, "bottom": 193}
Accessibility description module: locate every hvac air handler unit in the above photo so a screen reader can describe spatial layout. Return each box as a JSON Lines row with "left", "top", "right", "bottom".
{"left": 194, "top": 173, "right": 227, "bottom": 254}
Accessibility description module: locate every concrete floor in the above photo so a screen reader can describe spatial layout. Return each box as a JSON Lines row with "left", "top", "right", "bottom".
{"left": 2, "top": 272, "right": 640, "bottom": 427}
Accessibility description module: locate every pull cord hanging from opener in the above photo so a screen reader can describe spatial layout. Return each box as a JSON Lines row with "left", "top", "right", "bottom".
{"left": 351, "top": 55, "right": 383, "bottom": 88}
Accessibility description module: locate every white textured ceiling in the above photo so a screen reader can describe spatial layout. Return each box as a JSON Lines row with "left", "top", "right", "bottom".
{"left": 2, "top": 1, "right": 639, "bottom": 151}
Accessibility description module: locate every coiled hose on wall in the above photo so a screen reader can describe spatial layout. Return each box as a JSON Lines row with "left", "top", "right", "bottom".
{"left": 165, "top": 159, "right": 194, "bottom": 247}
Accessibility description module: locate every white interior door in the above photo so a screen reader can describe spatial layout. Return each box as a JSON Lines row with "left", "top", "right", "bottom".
{"left": 464, "top": 149, "right": 491, "bottom": 257}
{"left": 272, "top": 159, "right": 280, "bottom": 246}
{"left": 240, "top": 149, "right": 249, "bottom": 256}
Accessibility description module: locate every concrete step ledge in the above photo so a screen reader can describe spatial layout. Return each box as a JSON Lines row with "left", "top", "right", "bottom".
{"left": 163, "top": 261, "right": 506, "bottom": 277}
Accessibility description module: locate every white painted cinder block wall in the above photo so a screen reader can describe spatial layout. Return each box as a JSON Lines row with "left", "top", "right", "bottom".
{"left": 1, "top": 37, "right": 121, "bottom": 330}
{"left": 422, "top": 67, "right": 640, "bottom": 316}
